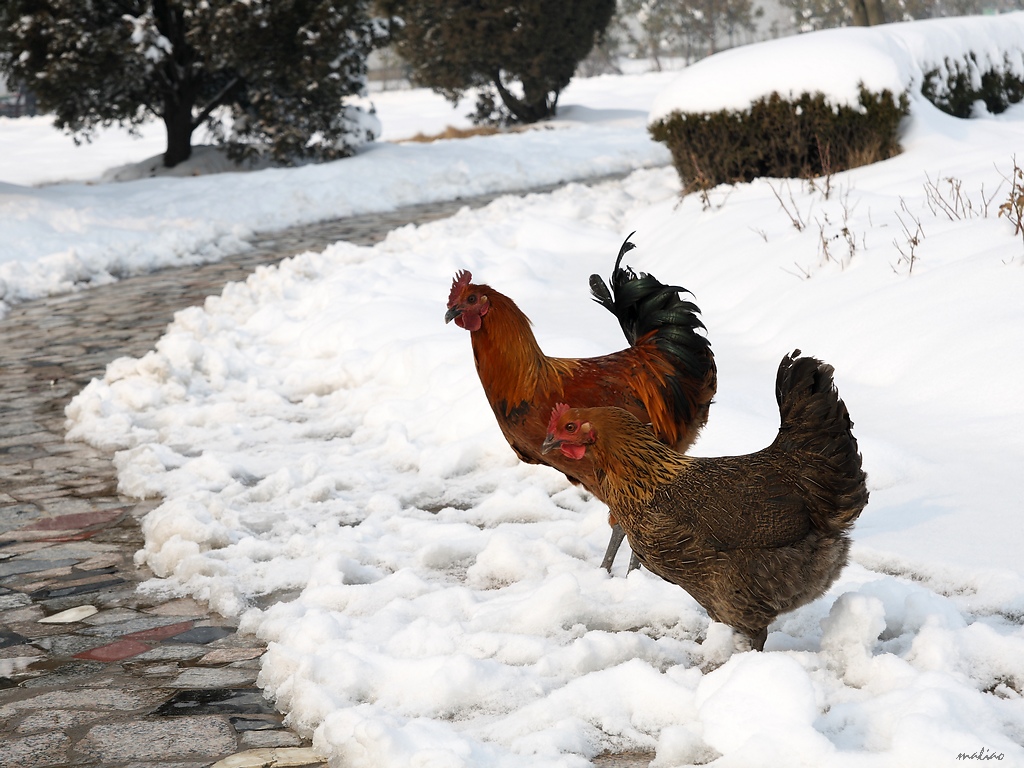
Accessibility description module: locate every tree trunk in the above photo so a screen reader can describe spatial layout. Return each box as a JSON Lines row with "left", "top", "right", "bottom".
{"left": 492, "top": 74, "right": 556, "bottom": 123}
{"left": 152, "top": 0, "right": 197, "bottom": 168}
{"left": 162, "top": 96, "right": 194, "bottom": 168}
{"left": 850, "top": 0, "right": 886, "bottom": 25}
{"left": 864, "top": 0, "right": 887, "bottom": 25}
{"left": 850, "top": 0, "right": 868, "bottom": 26}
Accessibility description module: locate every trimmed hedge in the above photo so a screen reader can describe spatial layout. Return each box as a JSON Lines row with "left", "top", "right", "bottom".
{"left": 922, "top": 53, "right": 1024, "bottom": 118}
{"left": 650, "top": 49, "right": 1024, "bottom": 194}
{"left": 649, "top": 87, "right": 908, "bottom": 194}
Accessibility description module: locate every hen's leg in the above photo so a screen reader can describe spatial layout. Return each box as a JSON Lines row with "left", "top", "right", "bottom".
{"left": 601, "top": 524, "right": 643, "bottom": 573}
{"left": 601, "top": 525, "right": 642, "bottom": 573}
{"left": 734, "top": 628, "right": 768, "bottom": 653}
{"left": 601, "top": 525, "right": 626, "bottom": 572}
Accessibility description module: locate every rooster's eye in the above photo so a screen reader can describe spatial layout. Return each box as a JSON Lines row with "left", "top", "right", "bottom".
{"left": 467, "top": 295, "right": 477, "bottom": 304}
{"left": 565, "top": 423, "right": 576, "bottom": 433}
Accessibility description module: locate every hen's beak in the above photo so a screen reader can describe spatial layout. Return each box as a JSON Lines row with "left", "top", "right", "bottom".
{"left": 540, "top": 434, "right": 561, "bottom": 455}
{"left": 444, "top": 306, "right": 461, "bottom": 324}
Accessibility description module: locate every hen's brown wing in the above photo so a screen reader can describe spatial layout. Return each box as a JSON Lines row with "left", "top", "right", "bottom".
{"left": 648, "top": 453, "right": 813, "bottom": 552}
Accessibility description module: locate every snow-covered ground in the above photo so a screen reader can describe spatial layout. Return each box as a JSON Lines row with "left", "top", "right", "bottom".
{"left": 0, "top": 72, "right": 674, "bottom": 315}
{"left": 6, "top": 14, "right": 1024, "bottom": 768}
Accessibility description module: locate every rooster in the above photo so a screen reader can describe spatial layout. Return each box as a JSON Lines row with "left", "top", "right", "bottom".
{"left": 445, "top": 235, "right": 717, "bottom": 571}
{"left": 541, "top": 351, "right": 868, "bottom": 650}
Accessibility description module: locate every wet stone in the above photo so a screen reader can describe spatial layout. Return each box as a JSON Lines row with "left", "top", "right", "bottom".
{"left": 44, "top": 590, "right": 138, "bottom": 617}
{"left": 0, "top": 507, "right": 43, "bottom": 533}
{"left": 200, "top": 647, "right": 264, "bottom": 665}
{"left": 73, "top": 553, "right": 124, "bottom": 570}
{"left": 169, "top": 666, "right": 259, "bottom": 688}
{"left": 29, "top": 577, "right": 126, "bottom": 600}
{"left": 5, "top": 620, "right": 68, "bottom": 639}
{"left": 131, "top": 644, "right": 208, "bottom": 662}
{"left": 1, "top": 730, "right": 70, "bottom": 768}
{"left": 0, "top": 644, "right": 44, "bottom": 662}
{"left": 76, "top": 716, "right": 237, "bottom": 762}
{"left": 17, "top": 660, "right": 111, "bottom": 688}
{"left": 155, "top": 688, "right": 277, "bottom": 717}
{"left": 73, "top": 638, "right": 152, "bottom": 662}
{"left": 145, "top": 597, "right": 212, "bottom": 617}
{"left": 125, "top": 619, "right": 196, "bottom": 641}
{"left": 32, "top": 634, "right": 116, "bottom": 660}
{"left": 83, "top": 606, "right": 146, "bottom": 625}
{"left": 79, "top": 615, "right": 191, "bottom": 638}
{"left": 38, "top": 604, "right": 98, "bottom": 623}
{"left": 240, "top": 728, "right": 303, "bottom": 749}
{"left": 0, "top": 592, "right": 31, "bottom": 611}
{"left": 169, "top": 624, "right": 235, "bottom": 644}
{"left": 229, "top": 714, "right": 285, "bottom": 731}
{"left": 139, "top": 662, "right": 180, "bottom": 677}
{"left": 18, "top": 541, "right": 116, "bottom": 560}
{"left": 210, "top": 746, "right": 326, "bottom": 768}
{"left": 15, "top": 707, "right": 109, "bottom": 734}
{"left": 0, "top": 557, "right": 80, "bottom": 578}
{"left": 0, "top": 604, "right": 44, "bottom": 623}
{"left": 53, "top": 565, "right": 117, "bottom": 583}
{"left": 0, "top": 686, "right": 164, "bottom": 712}
{"left": 0, "top": 629, "right": 31, "bottom": 648}
{"left": 19, "top": 508, "right": 125, "bottom": 532}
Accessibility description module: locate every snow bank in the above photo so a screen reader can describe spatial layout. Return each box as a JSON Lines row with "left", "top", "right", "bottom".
{"left": 0, "top": 73, "right": 676, "bottom": 317}
{"left": 50, "top": 23, "right": 1024, "bottom": 767}
{"left": 649, "top": 13, "right": 1024, "bottom": 118}
{"left": 66, "top": 146, "right": 1024, "bottom": 764}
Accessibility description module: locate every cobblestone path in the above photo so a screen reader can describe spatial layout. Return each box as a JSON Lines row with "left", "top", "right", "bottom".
{"left": 0, "top": 180, "right": 652, "bottom": 768}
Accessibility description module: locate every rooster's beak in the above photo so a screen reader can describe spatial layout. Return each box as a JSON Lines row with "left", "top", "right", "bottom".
{"left": 444, "top": 306, "right": 461, "bottom": 324}
{"left": 540, "top": 434, "right": 561, "bottom": 455}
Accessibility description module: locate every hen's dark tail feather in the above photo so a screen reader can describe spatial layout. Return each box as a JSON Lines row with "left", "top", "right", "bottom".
{"left": 589, "top": 233, "right": 717, "bottom": 432}
{"left": 774, "top": 350, "right": 868, "bottom": 531}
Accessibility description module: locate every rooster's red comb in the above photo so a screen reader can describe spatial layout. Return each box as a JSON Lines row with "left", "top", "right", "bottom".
{"left": 548, "top": 403, "right": 572, "bottom": 434}
{"left": 448, "top": 270, "right": 472, "bottom": 307}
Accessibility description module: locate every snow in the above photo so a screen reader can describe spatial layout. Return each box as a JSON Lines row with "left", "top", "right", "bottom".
{"left": 0, "top": 72, "right": 675, "bottom": 311}
{"left": 4, "top": 15, "right": 1024, "bottom": 767}
{"left": 649, "top": 13, "right": 1024, "bottom": 118}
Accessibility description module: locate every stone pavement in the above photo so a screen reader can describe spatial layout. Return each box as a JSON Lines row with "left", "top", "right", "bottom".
{"left": 0, "top": 178, "right": 652, "bottom": 768}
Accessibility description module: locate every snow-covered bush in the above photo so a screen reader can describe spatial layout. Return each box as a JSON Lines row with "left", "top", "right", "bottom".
{"left": 649, "top": 13, "right": 1024, "bottom": 192}
{"left": 922, "top": 52, "right": 1024, "bottom": 118}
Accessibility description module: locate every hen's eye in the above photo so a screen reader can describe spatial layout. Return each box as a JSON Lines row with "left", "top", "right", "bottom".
{"left": 565, "top": 423, "right": 576, "bottom": 433}
{"left": 467, "top": 295, "right": 477, "bottom": 304}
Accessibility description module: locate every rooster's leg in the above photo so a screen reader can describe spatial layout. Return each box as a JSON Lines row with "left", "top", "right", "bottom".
{"left": 627, "top": 551, "right": 640, "bottom": 573}
{"left": 601, "top": 525, "right": 627, "bottom": 572}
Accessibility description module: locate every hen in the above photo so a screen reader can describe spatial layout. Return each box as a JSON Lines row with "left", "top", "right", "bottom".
{"left": 542, "top": 351, "right": 868, "bottom": 650}
{"left": 445, "top": 235, "right": 717, "bottom": 571}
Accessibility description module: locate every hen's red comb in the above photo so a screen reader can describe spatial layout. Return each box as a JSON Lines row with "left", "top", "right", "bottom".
{"left": 448, "top": 270, "right": 472, "bottom": 307}
{"left": 548, "top": 403, "right": 572, "bottom": 433}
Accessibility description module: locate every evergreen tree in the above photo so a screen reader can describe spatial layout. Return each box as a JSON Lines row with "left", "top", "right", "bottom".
{"left": 618, "top": 0, "right": 692, "bottom": 69}
{"left": 0, "top": 0, "right": 387, "bottom": 168}
{"left": 383, "top": 0, "right": 616, "bottom": 125}
{"left": 779, "top": 0, "right": 851, "bottom": 32}
{"left": 686, "top": 0, "right": 763, "bottom": 55}
{"left": 616, "top": 0, "right": 762, "bottom": 64}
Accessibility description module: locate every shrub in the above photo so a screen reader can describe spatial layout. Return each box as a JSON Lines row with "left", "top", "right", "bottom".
{"left": 649, "top": 87, "right": 908, "bottom": 194}
{"left": 921, "top": 53, "right": 1024, "bottom": 118}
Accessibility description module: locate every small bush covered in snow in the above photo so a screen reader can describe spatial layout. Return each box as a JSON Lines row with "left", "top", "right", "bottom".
{"left": 922, "top": 52, "right": 1024, "bottom": 118}
{"left": 650, "top": 87, "right": 907, "bottom": 194}
{"left": 649, "top": 14, "right": 1024, "bottom": 193}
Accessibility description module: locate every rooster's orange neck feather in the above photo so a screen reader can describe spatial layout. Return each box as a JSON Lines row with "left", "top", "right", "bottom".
{"left": 469, "top": 289, "right": 571, "bottom": 409}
